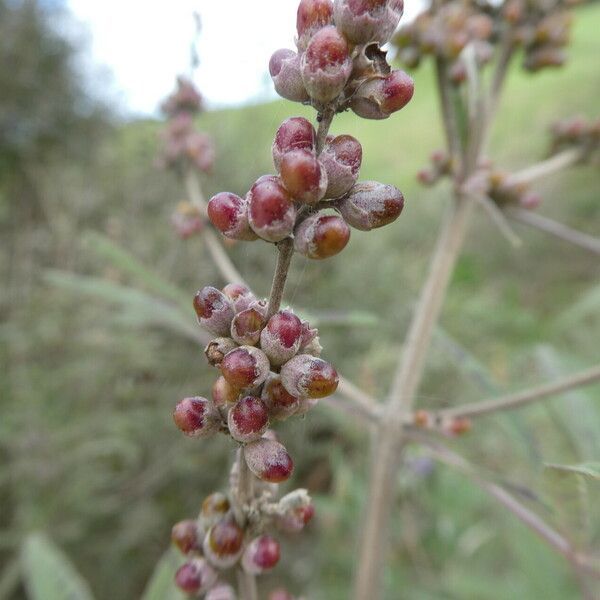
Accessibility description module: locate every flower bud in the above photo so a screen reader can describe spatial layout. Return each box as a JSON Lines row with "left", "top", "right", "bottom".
{"left": 280, "top": 149, "right": 328, "bottom": 204}
{"left": 301, "top": 26, "right": 352, "bottom": 103}
{"left": 173, "top": 397, "right": 220, "bottom": 437}
{"left": 193, "top": 287, "right": 235, "bottom": 336}
{"left": 171, "top": 520, "right": 202, "bottom": 554}
{"left": 221, "top": 346, "right": 271, "bottom": 389}
{"left": 294, "top": 212, "right": 350, "bottom": 259}
{"left": 206, "top": 582, "right": 237, "bottom": 600}
{"left": 262, "top": 373, "right": 301, "bottom": 420}
{"left": 212, "top": 376, "right": 240, "bottom": 407}
{"left": 269, "top": 49, "right": 310, "bottom": 103}
{"left": 276, "top": 489, "right": 315, "bottom": 532}
{"left": 175, "top": 558, "right": 218, "bottom": 595}
{"left": 260, "top": 310, "right": 303, "bottom": 366}
{"left": 200, "top": 492, "right": 231, "bottom": 530}
{"left": 205, "top": 337, "right": 238, "bottom": 367}
{"left": 273, "top": 117, "right": 316, "bottom": 171}
{"left": 247, "top": 176, "right": 296, "bottom": 242}
{"left": 222, "top": 283, "right": 257, "bottom": 313}
{"left": 280, "top": 355, "right": 338, "bottom": 399}
{"left": 204, "top": 518, "right": 244, "bottom": 569}
{"left": 334, "top": 0, "right": 404, "bottom": 45}
{"left": 297, "top": 0, "right": 334, "bottom": 51}
{"left": 208, "top": 192, "right": 258, "bottom": 241}
{"left": 244, "top": 438, "right": 294, "bottom": 483}
{"left": 320, "top": 134, "right": 362, "bottom": 198}
{"left": 241, "top": 535, "right": 281, "bottom": 575}
{"left": 350, "top": 70, "right": 414, "bottom": 119}
{"left": 336, "top": 181, "right": 404, "bottom": 230}
{"left": 230, "top": 307, "right": 266, "bottom": 346}
{"left": 228, "top": 396, "right": 270, "bottom": 443}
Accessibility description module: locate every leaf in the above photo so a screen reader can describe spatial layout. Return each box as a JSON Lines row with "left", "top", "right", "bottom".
{"left": 141, "top": 548, "right": 186, "bottom": 600}
{"left": 544, "top": 462, "right": 600, "bottom": 480}
{"left": 21, "top": 533, "right": 94, "bottom": 600}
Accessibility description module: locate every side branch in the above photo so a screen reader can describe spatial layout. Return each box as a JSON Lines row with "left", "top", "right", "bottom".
{"left": 507, "top": 147, "right": 583, "bottom": 187}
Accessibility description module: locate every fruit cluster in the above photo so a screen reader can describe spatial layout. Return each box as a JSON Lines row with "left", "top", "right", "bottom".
{"left": 173, "top": 282, "right": 338, "bottom": 483}
{"left": 172, "top": 482, "right": 314, "bottom": 598}
{"left": 549, "top": 115, "right": 600, "bottom": 162}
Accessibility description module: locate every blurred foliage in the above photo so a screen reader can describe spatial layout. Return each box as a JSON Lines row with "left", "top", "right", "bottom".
{"left": 1, "top": 2, "right": 600, "bottom": 599}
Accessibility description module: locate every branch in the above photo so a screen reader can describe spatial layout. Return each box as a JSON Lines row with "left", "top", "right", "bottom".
{"left": 265, "top": 238, "right": 295, "bottom": 319}
{"left": 441, "top": 364, "right": 600, "bottom": 420}
{"left": 477, "top": 195, "right": 522, "bottom": 247}
{"left": 335, "top": 377, "right": 381, "bottom": 423}
{"left": 507, "top": 148, "right": 584, "bottom": 187}
{"left": 506, "top": 207, "right": 600, "bottom": 256}
{"left": 419, "top": 438, "right": 600, "bottom": 580}
{"left": 435, "top": 58, "right": 463, "bottom": 170}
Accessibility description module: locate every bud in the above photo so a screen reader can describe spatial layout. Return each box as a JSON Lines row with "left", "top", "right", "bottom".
{"left": 244, "top": 438, "right": 294, "bottom": 483}
{"left": 222, "top": 283, "right": 257, "bottom": 313}
{"left": 208, "top": 192, "right": 258, "bottom": 241}
{"left": 228, "top": 396, "right": 270, "bottom": 443}
{"left": 174, "top": 558, "right": 218, "bottom": 595}
{"left": 276, "top": 489, "right": 315, "bottom": 533}
{"left": 206, "top": 582, "right": 237, "bottom": 600}
{"left": 230, "top": 307, "right": 266, "bottom": 346}
{"left": 273, "top": 117, "right": 316, "bottom": 171}
{"left": 300, "top": 26, "right": 352, "bottom": 103}
{"left": 280, "top": 149, "right": 328, "bottom": 204}
{"left": 320, "top": 134, "right": 362, "bottom": 199}
{"left": 334, "top": 0, "right": 404, "bottom": 45}
{"left": 173, "top": 397, "right": 220, "bottom": 437}
{"left": 247, "top": 176, "right": 296, "bottom": 242}
{"left": 294, "top": 212, "right": 350, "bottom": 259}
{"left": 171, "top": 520, "right": 202, "bottom": 554}
{"left": 336, "top": 181, "right": 404, "bottom": 230}
{"left": 200, "top": 492, "right": 231, "bottom": 531}
{"left": 204, "top": 519, "right": 245, "bottom": 569}
{"left": 220, "top": 346, "right": 271, "bottom": 389}
{"left": 212, "top": 376, "right": 240, "bottom": 407}
{"left": 297, "top": 0, "right": 334, "bottom": 51}
{"left": 193, "top": 287, "right": 235, "bottom": 336}
{"left": 262, "top": 373, "right": 301, "bottom": 420}
{"left": 269, "top": 49, "right": 310, "bottom": 103}
{"left": 280, "top": 355, "right": 338, "bottom": 399}
{"left": 260, "top": 310, "right": 303, "bottom": 366}
{"left": 299, "top": 320, "right": 322, "bottom": 356}
{"left": 241, "top": 535, "right": 281, "bottom": 575}
{"left": 205, "top": 337, "right": 238, "bottom": 367}
{"left": 350, "top": 70, "right": 414, "bottom": 120}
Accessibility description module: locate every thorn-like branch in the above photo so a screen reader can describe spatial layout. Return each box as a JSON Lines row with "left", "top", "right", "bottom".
{"left": 477, "top": 195, "right": 522, "bottom": 247}
{"left": 507, "top": 147, "right": 584, "bottom": 187}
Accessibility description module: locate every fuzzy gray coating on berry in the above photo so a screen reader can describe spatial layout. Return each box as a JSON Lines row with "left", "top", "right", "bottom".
{"left": 280, "top": 354, "right": 338, "bottom": 399}
{"left": 227, "top": 396, "right": 270, "bottom": 443}
{"left": 320, "top": 134, "right": 362, "bottom": 199}
{"left": 334, "top": 0, "right": 404, "bottom": 45}
{"left": 194, "top": 287, "right": 235, "bottom": 337}
{"left": 270, "top": 49, "right": 310, "bottom": 103}
{"left": 260, "top": 310, "right": 303, "bottom": 366}
{"left": 243, "top": 438, "right": 294, "bottom": 483}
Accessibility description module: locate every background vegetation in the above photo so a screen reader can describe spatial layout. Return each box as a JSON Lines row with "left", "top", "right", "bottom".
{"left": 1, "top": 1, "right": 599, "bottom": 598}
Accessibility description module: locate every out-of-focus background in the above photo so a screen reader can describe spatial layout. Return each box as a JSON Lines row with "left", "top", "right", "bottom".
{"left": 2, "top": 0, "right": 600, "bottom": 598}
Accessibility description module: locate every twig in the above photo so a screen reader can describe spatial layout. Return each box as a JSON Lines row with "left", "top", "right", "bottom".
{"left": 265, "top": 239, "right": 295, "bottom": 320}
{"left": 477, "top": 195, "right": 522, "bottom": 247}
{"left": 440, "top": 364, "right": 600, "bottom": 420}
{"left": 507, "top": 207, "right": 600, "bottom": 256}
{"left": 335, "top": 377, "right": 381, "bottom": 423}
{"left": 435, "top": 58, "right": 463, "bottom": 170}
{"left": 507, "top": 148, "right": 584, "bottom": 187}
{"left": 316, "top": 107, "right": 335, "bottom": 154}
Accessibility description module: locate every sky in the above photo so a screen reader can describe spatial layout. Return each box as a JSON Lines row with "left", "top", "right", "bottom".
{"left": 67, "top": 0, "right": 423, "bottom": 117}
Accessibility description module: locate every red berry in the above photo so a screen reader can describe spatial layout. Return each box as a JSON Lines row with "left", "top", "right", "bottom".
{"left": 208, "top": 192, "right": 258, "bottom": 241}
{"left": 280, "top": 355, "right": 338, "bottom": 399}
{"left": 173, "top": 397, "right": 220, "bottom": 437}
{"left": 230, "top": 307, "right": 266, "bottom": 346}
{"left": 280, "top": 149, "right": 328, "bottom": 204}
{"left": 351, "top": 70, "right": 414, "bottom": 119}
{"left": 273, "top": 117, "right": 316, "bottom": 171}
{"left": 242, "top": 535, "right": 281, "bottom": 575}
{"left": 228, "top": 396, "right": 270, "bottom": 443}
{"left": 220, "top": 346, "right": 270, "bottom": 389}
{"left": 193, "top": 287, "right": 235, "bottom": 336}
{"left": 247, "top": 176, "right": 296, "bottom": 242}
{"left": 294, "top": 212, "right": 350, "bottom": 259}
{"left": 269, "top": 49, "right": 310, "bottom": 103}
{"left": 171, "top": 520, "right": 201, "bottom": 554}
{"left": 320, "top": 134, "right": 362, "bottom": 199}
{"left": 297, "top": 0, "right": 334, "bottom": 50}
{"left": 244, "top": 438, "right": 294, "bottom": 483}
{"left": 212, "top": 376, "right": 240, "bottom": 407}
{"left": 222, "top": 283, "right": 257, "bottom": 313}
{"left": 174, "top": 559, "right": 217, "bottom": 595}
{"left": 334, "top": 0, "right": 404, "bottom": 45}
{"left": 204, "top": 519, "right": 244, "bottom": 568}
{"left": 276, "top": 490, "right": 316, "bottom": 532}
{"left": 262, "top": 374, "right": 301, "bottom": 420}
{"left": 260, "top": 310, "right": 303, "bottom": 366}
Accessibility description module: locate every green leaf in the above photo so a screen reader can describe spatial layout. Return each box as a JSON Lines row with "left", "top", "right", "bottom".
{"left": 544, "top": 462, "right": 600, "bottom": 480}
{"left": 141, "top": 548, "right": 186, "bottom": 600}
{"left": 21, "top": 533, "right": 94, "bottom": 600}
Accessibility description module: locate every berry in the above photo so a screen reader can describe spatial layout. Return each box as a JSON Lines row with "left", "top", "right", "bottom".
{"left": 351, "top": 70, "right": 414, "bottom": 120}
{"left": 204, "top": 518, "right": 245, "bottom": 569}
{"left": 297, "top": 0, "right": 334, "bottom": 51}
{"left": 280, "top": 355, "right": 338, "bottom": 399}
{"left": 200, "top": 492, "right": 231, "bottom": 532}
{"left": 334, "top": 0, "right": 404, "bottom": 45}
{"left": 220, "top": 346, "right": 271, "bottom": 389}
{"left": 320, "top": 134, "right": 362, "bottom": 199}
{"left": 193, "top": 287, "right": 235, "bottom": 336}
{"left": 208, "top": 192, "right": 258, "bottom": 241}
{"left": 244, "top": 438, "right": 294, "bottom": 483}
{"left": 280, "top": 149, "right": 328, "bottom": 204}
{"left": 247, "top": 175, "right": 296, "bottom": 242}
{"left": 173, "top": 397, "right": 220, "bottom": 437}
{"left": 174, "top": 558, "right": 217, "bottom": 595}
{"left": 300, "top": 26, "right": 352, "bottom": 103}
{"left": 222, "top": 283, "right": 257, "bottom": 313}
{"left": 262, "top": 373, "right": 301, "bottom": 420}
{"left": 230, "top": 307, "right": 266, "bottom": 346}
{"left": 260, "top": 310, "right": 303, "bottom": 366}
{"left": 276, "top": 490, "right": 315, "bottom": 532}
{"left": 273, "top": 117, "right": 316, "bottom": 171}
{"left": 269, "top": 49, "right": 310, "bottom": 103}
{"left": 205, "top": 337, "right": 238, "bottom": 367}
{"left": 336, "top": 181, "right": 404, "bottom": 230}
{"left": 212, "top": 376, "right": 240, "bottom": 407}
{"left": 294, "top": 212, "right": 350, "bottom": 259}
{"left": 241, "top": 535, "right": 281, "bottom": 575}
{"left": 228, "top": 396, "right": 270, "bottom": 443}
{"left": 171, "top": 520, "right": 201, "bottom": 554}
